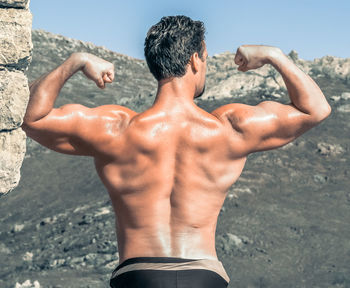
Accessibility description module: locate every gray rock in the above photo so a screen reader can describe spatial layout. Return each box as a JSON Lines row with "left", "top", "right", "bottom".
{"left": 313, "top": 174, "right": 327, "bottom": 184}
{"left": 0, "top": 8, "right": 32, "bottom": 70}
{"left": 0, "top": 128, "right": 26, "bottom": 195}
{"left": 49, "top": 258, "right": 66, "bottom": 268}
{"left": 14, "top": 279, "right": 41, "bottom": 288}
{"left": 337, "top": 104, "right": 350, "bottom": 113}
{"left": 0, "top": 70, "right": 29, "bottom": 130}
{"left": 0, "top": 0, "right": 30, "bottom": 9}
{"left": 68, "top": 256, "right": 85, "bottom": 266}
{"left": 330, "top": 95, "right": 341, "bottom": 102}
{"left": 227, "top": 186, "right": 253, "bottom": 199}
{"left": 341, "top": 92, "right": 350, "bottom": 100}
{"left": 84, "top": 253, "right": 98, "bottom": 264}
{"left": 288, "top": 50, "right": 299, "bottom": 62}
{"left": 0, "top": 242, "right": 11, "bottom": 254}
{"left": 12, "top": 223, "right": 24, "bottom": 232}
{"left": 23, "top": 251, "right": 33, "bottom": 261}
{"left": 219, "top": 232, "right": 251, "bottom": 254}
{"left": 317, "top": 142, "right": 345, "bottom": 156}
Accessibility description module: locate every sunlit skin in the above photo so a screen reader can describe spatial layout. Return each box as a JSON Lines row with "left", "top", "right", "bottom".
{"left": 21, "top": 44, "right": 331, "bottom": 264}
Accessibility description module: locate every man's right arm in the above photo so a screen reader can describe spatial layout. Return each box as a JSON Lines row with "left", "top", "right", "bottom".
{"left": 212, "top": 45, "right": 331, "bottom": 154}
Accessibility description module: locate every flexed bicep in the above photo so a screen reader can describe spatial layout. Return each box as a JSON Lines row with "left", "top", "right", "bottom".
{"left": 22, "top": 104, "right": 96, "bottom": 155}
{"left": 22, "top": 104, "right": 135, "bottom": 156}
{"left": 213, "top": 101, "right": 317, "bottom": 155}
{"left": 241, "top": 101, "right": 316, "bottom": 152}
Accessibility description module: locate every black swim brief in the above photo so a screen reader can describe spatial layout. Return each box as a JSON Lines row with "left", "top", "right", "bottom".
{"left": 110, "top": 256, "right": 230, "bottom": 288}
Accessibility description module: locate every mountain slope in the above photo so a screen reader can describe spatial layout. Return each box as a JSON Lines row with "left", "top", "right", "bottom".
{"left": 0, "top": 30, "right": 349, "bottom": 288}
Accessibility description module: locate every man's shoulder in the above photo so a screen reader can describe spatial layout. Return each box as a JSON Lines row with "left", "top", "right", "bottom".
{"left": 95, "top": 104, "right": 138, "bottom": 116}
{"left": 80, "top": 104, "right": 138, "bottom": 135}
{"left": 89, "top": 104, "right": 139, "bottom": 125}
{"left": 211, "top": 103, "right": 252, "bottom": 122}
{"left": 78, "top": 105, "right": 138, "bottom": 152}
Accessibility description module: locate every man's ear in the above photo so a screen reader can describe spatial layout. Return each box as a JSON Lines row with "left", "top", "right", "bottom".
{"left": 190, "top": 52, "right": 200, "bottom": 73}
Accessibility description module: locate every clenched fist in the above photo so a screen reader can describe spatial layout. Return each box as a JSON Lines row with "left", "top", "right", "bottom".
{"left": 234, "top": 45, "right": 281, "bottom": 72}
{"left": 77, "top": 53, "right": 115, "bottom": 89}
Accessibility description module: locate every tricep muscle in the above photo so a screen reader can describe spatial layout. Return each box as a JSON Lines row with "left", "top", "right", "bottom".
{"left": 213, "top": 101, "right": 314, "bottom": 154}
{"left": 22, "top": 104, "right": 134, "bottom": 156}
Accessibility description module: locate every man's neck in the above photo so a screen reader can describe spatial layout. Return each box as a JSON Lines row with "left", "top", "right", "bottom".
{"left": 152, "top": 77, "right": 198, "bottom": 112}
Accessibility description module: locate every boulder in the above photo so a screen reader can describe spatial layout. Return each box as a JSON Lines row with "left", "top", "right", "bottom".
{"left": 317, "top": 142, "right": 345, "bottom": 156}
{"left": 337, "top": 104, "right": 350, "bottom": 113}
{"left": 0, "top": 128, "right": 26, "bottom": 196}
{"left": 0, "top": 70, "right": 29, "bottom": 130}
{"left": 0, "top": 8, "right": 32, "bottom": 70}
{"left": 341, "top": 92, "right": 350, "bottom": 100}
{"left": 0, "top": 3, "right": 32, "bottom": 196}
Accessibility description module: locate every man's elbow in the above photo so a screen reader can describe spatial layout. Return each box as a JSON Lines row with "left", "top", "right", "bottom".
{"left": 20, "top": 122, "right": 32, "bottom": 137}
{"left": 20, "top": 120, "right": 37, "bottom": 136}
{"left": 313, "top": 103, "right": 332, "bottom": 123}
{"left": 21, "top": 113, "right": 45, "bottom": 132}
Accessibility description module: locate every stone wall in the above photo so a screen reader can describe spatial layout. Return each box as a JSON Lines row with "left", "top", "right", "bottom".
{"left": 0, "top": 0, "right": 32, "bottom": 195}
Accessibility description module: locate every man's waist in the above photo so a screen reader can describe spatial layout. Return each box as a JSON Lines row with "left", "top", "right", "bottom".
{"left": 117, "top": 227, "right": 217, "bottom": 258}
{"left": 111, "top": 256, "right": 230, "bottom": 284}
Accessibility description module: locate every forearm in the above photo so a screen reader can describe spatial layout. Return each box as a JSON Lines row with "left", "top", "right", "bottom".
{"left": 267, "top": 49, "right": 331, "bottom": 120}
{"left": 23, "top": 53, "right": 86, "bottom": 124}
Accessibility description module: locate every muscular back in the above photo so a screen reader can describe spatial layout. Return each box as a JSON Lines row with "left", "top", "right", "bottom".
{"left": 92, "top": 106, "right": 247, "bottom": 262}
{"left": 22, "top": 47, "right": 330, "bottom": 264}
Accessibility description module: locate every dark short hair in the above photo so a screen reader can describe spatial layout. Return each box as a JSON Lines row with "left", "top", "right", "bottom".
{"left": 144, "top": 15, "right": 206, "bottom": 81}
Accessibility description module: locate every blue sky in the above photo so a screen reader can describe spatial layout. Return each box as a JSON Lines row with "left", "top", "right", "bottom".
{"left": 30, "top": 0, "right": 349, "bottom": 61}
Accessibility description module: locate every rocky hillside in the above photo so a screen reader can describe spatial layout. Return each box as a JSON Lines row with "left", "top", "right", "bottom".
{"left": 204, "top": 50, "right": 350, "bottom": 101}
{"left": 0, "top": 30, "right": 349, "bottom": 288}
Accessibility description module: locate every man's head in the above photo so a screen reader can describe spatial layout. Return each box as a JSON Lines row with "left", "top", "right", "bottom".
{"left": 144, "top": 16, "right": 207, "bottom": 97}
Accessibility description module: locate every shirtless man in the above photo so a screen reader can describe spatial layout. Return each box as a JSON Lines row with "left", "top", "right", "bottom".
{"left": 21, "top": 16, "right": 331, "bottom": 288}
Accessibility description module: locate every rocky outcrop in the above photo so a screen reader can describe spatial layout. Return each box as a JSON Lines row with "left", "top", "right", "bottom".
{"left": 0, "top": 0, "right": 32, "bottom": 196}
{"left": 0, "top": 70, "right": 29, "bottom": 130}
{"left": 0, "top": 129, "right": 26, "bottom": 193}
{"left": 204, "top": 49, "right": 350, "bottom": 101}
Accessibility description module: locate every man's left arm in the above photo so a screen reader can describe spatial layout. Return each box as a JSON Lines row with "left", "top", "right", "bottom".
{"left": 21, "top": 53, "right": 132, "bottom": 156}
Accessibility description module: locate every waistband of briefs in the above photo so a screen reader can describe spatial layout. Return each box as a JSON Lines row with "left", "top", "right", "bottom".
{"left": 111, "top": 257, "right": 230, "bottom": 283}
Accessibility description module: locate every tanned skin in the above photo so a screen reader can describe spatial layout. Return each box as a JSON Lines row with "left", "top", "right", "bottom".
{"left": 21, "top": 44, "right": 331, "bottom": 263}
